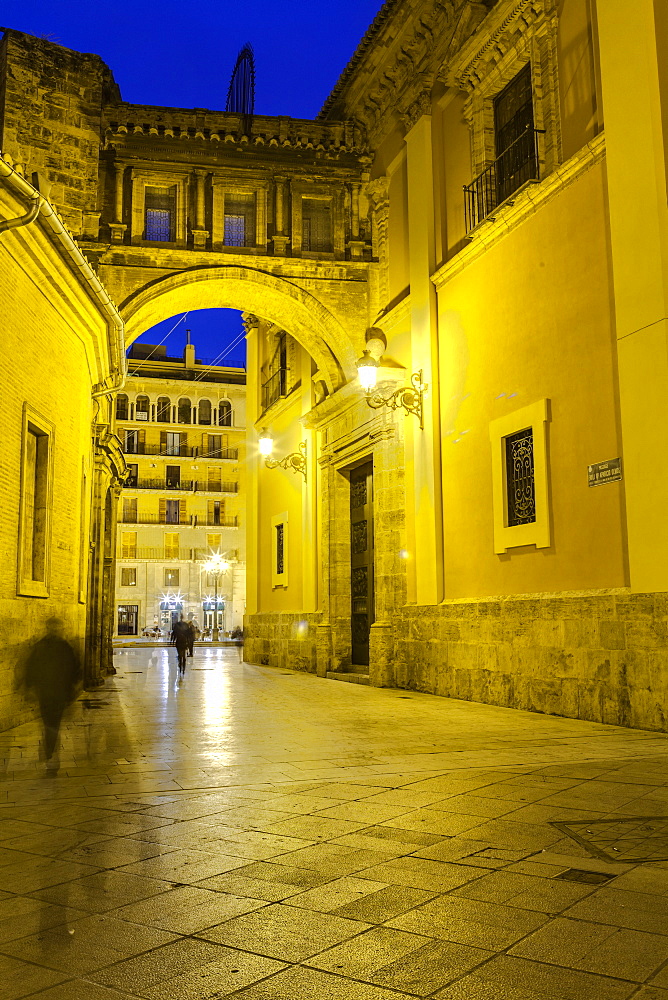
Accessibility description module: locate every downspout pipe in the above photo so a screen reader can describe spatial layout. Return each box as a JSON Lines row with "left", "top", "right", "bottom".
{"left": 0, "top": 190, "right": 40, "bottom": 233}
{"left": 0, "top": 155, "right": 126, "bottom": 392}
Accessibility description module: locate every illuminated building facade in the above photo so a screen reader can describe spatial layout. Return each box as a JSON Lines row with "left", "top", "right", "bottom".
{"left": 1, "top": 1, "right": 668, "bottom": 730}
{"left": 114, "top": 340, "right": 246, "bottom": 636}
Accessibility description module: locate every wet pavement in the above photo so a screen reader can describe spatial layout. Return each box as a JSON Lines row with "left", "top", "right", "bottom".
{"left": 2, "top": 646, "right": 668, "bottom": 998}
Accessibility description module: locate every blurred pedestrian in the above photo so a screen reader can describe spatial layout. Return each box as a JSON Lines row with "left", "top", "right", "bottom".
{"left": 25, "top": 618, "right": 81, "bottom": 772}
{"left": 170, "top": 615, "right": 190, "bottom": 675}
{"left": 186, "top": 619, "right": 195, "bottom": 657}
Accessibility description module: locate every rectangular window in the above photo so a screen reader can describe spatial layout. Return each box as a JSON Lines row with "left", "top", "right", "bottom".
{"left": 165, "top": 499, "right": 180, "bottom": 524}
{"left": 117, "top": 605, "right": 139, "bottom": 636}
{"left": 164, "top": 532, "right": 179, "bottom": 559}
{"left": 494, "top": 64, "right": 536, "bottom": 205}
{"left": 165, "top": 465, "right": 181, "bottom": 489}
{"left": 208, "top": 467, "right": 222, "bottom": 491}
{"left": 302, "top": 198, "right": 332, "bottom": 252}
{"left": 124, "top": 429, "right": 139, "bottom": 454}
{"left": 125, "top": 463, "right": 138, "bottom": 487}
{"left": 207, "top": 533, "right": 222, "bottom": 551}
{"left": 122, "top": 497, "right": 137, "bottom": 523}
{"left": 116, "top": 396, "right": 129, "bottom": 420}
{"left": 276, "top": 523, "right": 284, "bottom": 575}
{"left": 121, "top": 567, "right": 137, "bottom": 587}
{"left": 224, "top": 192, "right": 255, "bottom": 247}
{"left": 19, "top": 410, "right": 52, "bottom": 596}
{"left": 208, "top": 434, "right": 222, "bottom": 457}
{"left": 165, "top": 432, "right": 181, "bottom": 456}
{"left": 164, "top": 568, "right": 180, "bottom": 587}
{"left": 145, "top": 186, "right": 176, "bottom": 241}
{"left": 121, "top": 531, "right": 137, "bottom": 559}
{"left": 505, "top": 427, "right": 536, "bottom": 526}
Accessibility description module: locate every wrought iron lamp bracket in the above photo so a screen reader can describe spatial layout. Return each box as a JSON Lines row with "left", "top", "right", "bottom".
{"left": 265, "top": 440, "right": 307, "bottom": 480}
{"left": 365, "top": 371, "right": 426, "bottom": 429}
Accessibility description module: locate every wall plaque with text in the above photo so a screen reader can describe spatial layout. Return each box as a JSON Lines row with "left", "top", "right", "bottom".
{"left": 588, "top": 458, "right": 623, "bottom": 487}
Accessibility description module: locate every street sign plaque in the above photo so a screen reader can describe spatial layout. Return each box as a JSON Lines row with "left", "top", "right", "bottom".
{"left": 588, "top": 458, "right": 622, "bottom": 487}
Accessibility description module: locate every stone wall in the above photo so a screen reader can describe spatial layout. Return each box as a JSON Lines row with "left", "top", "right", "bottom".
{"left": 244, "top": 612, "right": 323, "bottom": 674}
{"left": 392, "top": 589, "right": 668, "bottom": 732}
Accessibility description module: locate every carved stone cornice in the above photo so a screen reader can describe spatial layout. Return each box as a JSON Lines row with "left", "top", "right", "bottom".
{"left": 445, "top": 0, "right": 556, "bottom": 92}
{"left": 319, "top": 1, "right": 489, "bottom": 147}
{"left": 401, "top": 91, "right": 433, "bottom": 133}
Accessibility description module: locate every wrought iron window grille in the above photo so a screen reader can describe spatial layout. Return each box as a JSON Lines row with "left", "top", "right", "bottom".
{"left": 505, "top": 427, "right": 536, "bottom": 526}
{"left": 464, "top": 127, "right": 545, "bottom": 233}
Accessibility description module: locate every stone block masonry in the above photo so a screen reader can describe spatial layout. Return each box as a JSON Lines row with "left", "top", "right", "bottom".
{"left": 393, "top": 589, "right": 668, "bottom": 732}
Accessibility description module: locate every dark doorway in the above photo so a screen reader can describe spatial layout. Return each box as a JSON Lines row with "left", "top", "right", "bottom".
{"left": 350, "top": 461, "right": 374, "bottom": 667}
{"left": 117, "top": 605, "right": 138, "bottom": 635}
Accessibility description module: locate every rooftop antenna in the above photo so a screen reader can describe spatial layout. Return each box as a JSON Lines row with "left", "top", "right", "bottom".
{"left": 186, "top": 328, "right": 191, "bottom": 345}
{"left": 226, "top": 44, "right": 255, "bottom": 116}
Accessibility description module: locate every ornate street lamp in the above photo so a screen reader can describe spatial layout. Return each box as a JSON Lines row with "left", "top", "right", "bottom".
{"left": 356, "top": 351, "right": 427, "bottom": 430}
{"left": 258, "top": 430, "right": 307, "bottom": 481}
{"left": 202, "top": 553, "right": 228, "bottom": 641}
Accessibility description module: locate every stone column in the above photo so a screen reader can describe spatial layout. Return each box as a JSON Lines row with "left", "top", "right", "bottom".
{"left": 347, "top": 181, "right": 365, "bottom": 259}
{"left": 300, "top": 349, "right": 318, "bottom": 612}
{"left": 316, "top": 622, "right": 332, "bottom": 677}
{"left": 243, "top": 315, "right": 261, "bottom": 616}
{"left": 403, "top": 95, "right": 444, "bottom": 605}
{"left": 192, "top": 169, "right": 209, "bottom": 250}
{"left": 109, "top": 162, "right": 127, "bottom": 243}
{"left": 369, "top": 621, "right": 395, "bottom": 687}
{"left": 597, "top": 0, "right": 668, "bottom": 591}
{"left": 272, "top": 175, "right": 290, "bottom": 255}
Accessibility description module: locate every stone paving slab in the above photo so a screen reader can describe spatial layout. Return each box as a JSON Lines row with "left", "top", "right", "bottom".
{"left": 2, "top": 647, "right": 668, "bottom": 997}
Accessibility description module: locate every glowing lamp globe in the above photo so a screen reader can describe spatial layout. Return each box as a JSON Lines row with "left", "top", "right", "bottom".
{"left": 258, "top": 431, "right": 274, "bottom": 457}
{"left": 357, "top": 350, "right": 379, "bottom": 392}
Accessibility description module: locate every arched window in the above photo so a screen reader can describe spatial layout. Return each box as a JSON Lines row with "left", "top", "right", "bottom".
{"left": 156, "top": 396, "right": 171, "bottom": 423}
{"left": 218, "top": 400, "right": 232, "bottom": 427}
{"left": 198, "top": 399, "right": 212, "bottom": 425}
{"left": 135, "top": 395, "right": 150, "bottom": 421}
{"left": 177, "top": 397, "right": 191, "bottom": 424}
{"left": 116, "top": 393, "right": 129, "bottom": 420}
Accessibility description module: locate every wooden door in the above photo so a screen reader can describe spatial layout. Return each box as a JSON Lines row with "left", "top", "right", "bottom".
{"left": 350, "top": 461, "right": 374, "bottom": 667}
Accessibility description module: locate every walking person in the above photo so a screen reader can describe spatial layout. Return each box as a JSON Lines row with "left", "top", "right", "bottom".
{"left": 24, "top": 618, "right": 81, "bottom": 773}
{"left": 186, "top": 619, "right": 196, "bottom": 658}
{"left": 170, "top": 616, "right": 191, "bottom": 676}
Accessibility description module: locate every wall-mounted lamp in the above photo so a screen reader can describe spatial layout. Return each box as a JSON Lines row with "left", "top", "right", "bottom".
{"left": 356, "top": 352, "right": 427, "bottom": 429}
{"left": 258, "top": 431, "right": 307, "bottom": 481}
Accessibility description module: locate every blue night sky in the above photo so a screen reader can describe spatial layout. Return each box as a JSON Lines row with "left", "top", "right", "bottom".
{"left": 2, "top": 0, "right": 384, "bottom": 369}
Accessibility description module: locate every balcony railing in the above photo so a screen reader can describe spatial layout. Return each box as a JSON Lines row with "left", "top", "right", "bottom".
{"left": 124, "top": 479, "right": 238, "bottom": 493}
{"left": 122, "top": 444, "right": 195, "bottom": 457}
{"left": 464, "top": 127, "right": 544, "bottom": 233}
{"left": 262, "top": 367, "right": 288, "bottom": 411}
{"left": 118, "top": 547, "right": 204, "bottom": 561}
{"left": 118, "top": 514, "right": 238, "bottom": 527}
{"left": 122, "top": 443, "right": 238, "bottom": 460}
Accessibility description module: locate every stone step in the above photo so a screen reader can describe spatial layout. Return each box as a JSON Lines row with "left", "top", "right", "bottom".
{"left": 326, "top": 671, "right": 370, "bottom": 685}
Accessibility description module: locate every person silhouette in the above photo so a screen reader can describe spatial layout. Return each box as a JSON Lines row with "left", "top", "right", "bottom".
{"left": 25, "top": 618, "right": 81, "bottom": 771}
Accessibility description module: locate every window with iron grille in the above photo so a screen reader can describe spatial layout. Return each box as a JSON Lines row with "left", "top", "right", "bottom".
{"left": 116, "top": 394, "right": 129, "bottom": 420}
{"left": 145, "top": 187, "right": 176, "bottom": 241}
{"left": 494, "top": 64, "right": 536, "bottom": 205}
{"left": 164, "top": 568, "right": 180, "bottom": 587}
{"left": 505, "top": 427, "right": 536, "bottom": 526}
{"left": 302, "top": 198, "right": 332, "bottom": 252}
{"left": 224, "top": 192, "right": 255, "bottom": 247}
{"left": 275, "top": 523, "right": 284, "bottom": 575}
{"left": 121, "top": 567, "right": 137, "bottom": 587}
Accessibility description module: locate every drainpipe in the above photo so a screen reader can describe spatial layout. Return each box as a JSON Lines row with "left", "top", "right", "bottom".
{"left": 0, "top": 190, "right": 40, "bottom": 233}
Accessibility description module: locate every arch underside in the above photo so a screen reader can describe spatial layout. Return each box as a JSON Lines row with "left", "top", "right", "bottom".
{"left": 120, "top": 265, "right": 360, "bottom": 390}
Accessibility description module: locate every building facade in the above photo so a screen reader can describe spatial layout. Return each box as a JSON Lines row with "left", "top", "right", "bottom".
{"left": 0, "top": 154, "right": 125, "bottom": 730}
{"left": 114, "top": 340, "right": 246, "bottom": 636}
{"left": 2, "top": 1, "right": 668, "bottom": 731}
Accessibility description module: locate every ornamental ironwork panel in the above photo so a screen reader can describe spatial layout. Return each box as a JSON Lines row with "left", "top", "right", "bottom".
{"left": 505, "top": 427, "right": 536, "bottom": 526}
{"left": 352, "top": 614, "right": 369, "bottom": 647}
{"left": 352, "top": 566, "right": 368, "bottom": 598}
{"left": 276, "top": 523, "right": 284, "bottom": 575}
{"left": 351, "top": 478, "right": 367, "bottom": 510}
{"left": 352, "top": 520, "right": 368, "bottom": 554}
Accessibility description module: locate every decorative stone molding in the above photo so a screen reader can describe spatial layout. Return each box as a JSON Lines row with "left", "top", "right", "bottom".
{"left": 401, "top": 90, "right": 433, "bottom": 132}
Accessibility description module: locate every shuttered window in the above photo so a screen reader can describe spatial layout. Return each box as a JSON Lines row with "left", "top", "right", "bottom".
{"left": 207, "top": 533, "right": 222, "bottom": 551}
{"left": 207, "top": 499, "right": 223, "bottom": 525}
{"left": 122, "top": 497, "right": 137, "bottom": 523}
{"left": 302, "top": 198, "right": 332, "bottom": 252}
{"left": 121, "top": 532, "right": 137, "bottom": 558}
{"left": 164, "top": 532, "right": 179, "bottom": 559}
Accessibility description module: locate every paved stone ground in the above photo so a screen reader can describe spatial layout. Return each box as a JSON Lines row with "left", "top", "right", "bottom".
{"left": 2, "top": 648, "right": 668, "bottom": 998}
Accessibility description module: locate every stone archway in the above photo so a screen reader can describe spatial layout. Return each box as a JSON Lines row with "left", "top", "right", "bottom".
{"left": 120, "top": 264, "right": 360, "bottom": 391}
